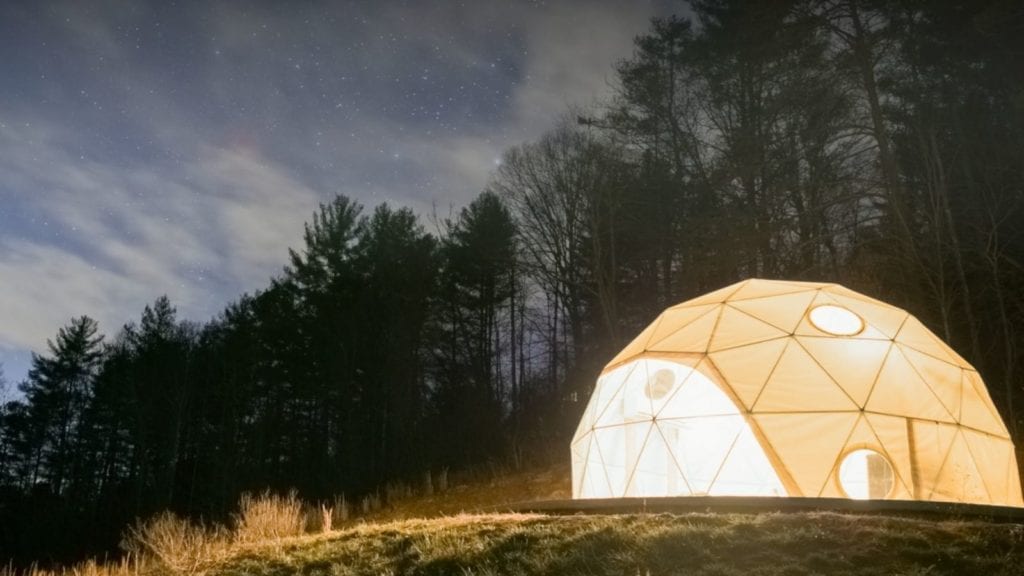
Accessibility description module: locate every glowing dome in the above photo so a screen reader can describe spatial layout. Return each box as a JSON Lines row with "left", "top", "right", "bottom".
{"left": 572, "top": 279, "right": 1022, "bottom": 506}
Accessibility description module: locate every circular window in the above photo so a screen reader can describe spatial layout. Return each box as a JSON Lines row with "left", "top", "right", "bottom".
{"left": 838, "top": 449, "right": 894, "bottom": 500}
{"left": 808, "top": 304, "right": 864, "bottom": 336}
{"left": 645, "top": 369, "right": 676, "bottom": 400}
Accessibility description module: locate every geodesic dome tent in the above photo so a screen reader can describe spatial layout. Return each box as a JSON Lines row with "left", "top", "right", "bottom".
{"left": 571, "top": 279, "right": 1022, "bottom": 506}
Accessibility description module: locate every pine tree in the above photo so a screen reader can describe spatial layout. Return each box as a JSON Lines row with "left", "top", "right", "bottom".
{"left": 17, "top": 316, "right": 103, "bottom": 495}
{"left": 432, "top": 191, "right": 518, "bottom": 466}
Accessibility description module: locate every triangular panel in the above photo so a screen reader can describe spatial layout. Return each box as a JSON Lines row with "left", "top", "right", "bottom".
{"left": 895, "top": 316, "right": 970, "bottom": 368}
{"left": 865, "top": 346, "right": 955, "bottom": 423}
{"left": 930, "top": 430, "right": 989, "bottom": 503}
{"left": 709, "top": 338, "right": 788, "bottom": 411}
{"left": 576, "top": 364, "right": 635, "bottom": 439}
{"left": 753, "top": 341, "right": 858, "bottom": 412}
{"left": 584, "top": 364, "right": 635, "bottom": 430}
{"left": 707, "top": 423, "right": 787, "bottom": 496}
{"left": 728, "top": 280, "right": 818, "bottom": 301}
{"left": 591, "top": 364, "right": 641, "bottom": 428}
{"left": 796, "top": 337, "right": 890, "bottom": 408}
{"left": 655, "top": 360, "right": 742, "bottom": 419}
{"left": 899, "top": 345, "right": 962, "bottom": 421}
{"left": 708, "top": 306, "right": 789, "bottom": 352}
{"left": 960, "top": 370, "right": 1009, "bottom": 438}
{"left": 728, "top": 290, "right": 818, "bottom": 334}
{"left": 648, "top": 306, "right": 720, "bottom": 353}
{"left": 582, "top": 430, "right": 613, "bottom": 497}
{"left": 625, "top": 422, "right": 688, "bottom": 496}
{"left": 592, "top": 423, "right": 652, "bottom": 497}
{"left": 961, "top": 429, "right": 1013, "bottom": 505}
{"left": 658, "top": 415, "right": 745, "bottom": 495}
{"left": 753, "top": 412, "right": 859, "bottom": 497}
{"left": 646, "top": 305, "right": 718, "bottom": 350}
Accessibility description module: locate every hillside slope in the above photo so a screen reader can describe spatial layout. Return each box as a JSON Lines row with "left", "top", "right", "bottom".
{"left": 11, "top": 464, "right": 1024, "bottom": 575}
{"left": 216, "top": 511, "right": 1024, "bottom": 576}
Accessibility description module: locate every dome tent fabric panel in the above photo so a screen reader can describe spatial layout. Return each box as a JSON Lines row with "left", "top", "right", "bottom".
{"left": 728, "top": 290, "right": 818, "bottom": 333}
{"left": 795, "top": 337, "right": 890, "bottom": 407}
{"left": 572, "top": 278, "right": 1023, "bottom": 506}
{"left": 572, "top": 357, "right": 787, "bottom": 498}
{"left": 708, "top": 338, "right": 788, "bottom": 410}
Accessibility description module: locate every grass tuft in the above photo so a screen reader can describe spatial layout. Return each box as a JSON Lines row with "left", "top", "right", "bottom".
{"left": 232, "top": 490, "right": 305, "bottom": 544}
{"left": 120, "top": 511, "right": 228, "bottom": 575}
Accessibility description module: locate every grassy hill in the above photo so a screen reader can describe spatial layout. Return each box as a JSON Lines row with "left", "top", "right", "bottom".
{"left": 10, "top": 464, "right": 1024, "bottom": 576}
{"left": 218, "top": 511, "right": 1024, "bottom": 576}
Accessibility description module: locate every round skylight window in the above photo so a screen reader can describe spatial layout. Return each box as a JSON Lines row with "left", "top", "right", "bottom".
{"left": 838, "top": 448, "right": 894, "bottom": 500}
{"left": 808, "top": 304, "right": 864, "bottom": 336}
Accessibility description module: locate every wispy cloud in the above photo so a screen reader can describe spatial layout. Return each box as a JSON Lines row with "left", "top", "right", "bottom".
{"left": 0, "top": 0, "right": 679, "bottom": 382}
{"left": 0, "top": 118, "right": 320, "bottom": 352}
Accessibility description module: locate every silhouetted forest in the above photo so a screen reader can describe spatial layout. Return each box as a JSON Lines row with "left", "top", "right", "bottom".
{"left": 3, "top": 0, "right": 1024, "bottom": 565}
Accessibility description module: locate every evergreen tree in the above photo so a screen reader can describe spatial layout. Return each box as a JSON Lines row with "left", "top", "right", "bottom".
{"left": 353, "top": 204, "right": 437, "bottom": 485}
{"left": 123, "top": 297, "right": 194, "bottom": 512}
{"left": 432, "top": 191, "right": 517, "bottom": 466}
{"left": 17, "top": 316, "right": 103, "bottom": 495}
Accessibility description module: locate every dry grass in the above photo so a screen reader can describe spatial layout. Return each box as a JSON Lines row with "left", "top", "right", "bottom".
{"left": 232, "top": 491, "right": 305, "bottom": 544}
{"left": 7, "top": 508, "right": 1024, "bottom": 576}
{"left": 7, "top": 465, "right": 1023, "bottom": 575}
{"left": 219, "top": 511, "right": 1024, "bottom": 576}
{"left": 120, "top": 512, "right": 230, "bottom": 575}
{"left": 358, "top": 462, "right": 570, "bottom": 523}
{"left": 0, "top": 490, "right": 316, "bottom": 576}
{"left": 1, "top": 557, "right": 141, "bottom": 576}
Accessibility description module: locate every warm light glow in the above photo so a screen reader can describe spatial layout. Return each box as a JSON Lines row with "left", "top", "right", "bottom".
{"left": 574, "top": 359, "right": 786, "bottom": 498}
{"left": 838, "top": 449, "right": 894, "bottom": 499}
{"left": 574, "top": 279, "right": 1023, "bottom": 506}
{"left": 808, "top": 304, "right": 864, "bottom": 336}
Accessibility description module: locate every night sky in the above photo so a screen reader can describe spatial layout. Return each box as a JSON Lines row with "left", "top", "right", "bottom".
{"left": 0, "top": 1, "right": 683, "bottom": 386}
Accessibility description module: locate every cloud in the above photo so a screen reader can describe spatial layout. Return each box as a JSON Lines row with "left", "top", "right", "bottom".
{"left": 0, "top": 239, "right": 142, "bottom": 350}
{"left": 510, "top": 1, "right": 657, "bottom": 135}
{"left": 188, "top": 147, "right": 323, "bottom": 286}
{"left": 0, "top": 118, "right": 320, "bottom": 353}
{"left": 0, "top": 0, "right": 683, "bottom": 383}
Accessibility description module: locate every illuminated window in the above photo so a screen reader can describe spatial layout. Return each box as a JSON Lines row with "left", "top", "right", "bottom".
{"left": 808, "top": 304, "right": 864, "bottom": 336}
{"left": 838, "top": 448, "right": 894, "bottom": 499}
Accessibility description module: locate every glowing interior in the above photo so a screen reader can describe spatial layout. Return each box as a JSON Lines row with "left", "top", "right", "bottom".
{"left": 574, "top": 280, "right": 1024, "bottom": 506}
{"left": 573, "top": 359, "right": 786, "bottom": 498}
{"left": 808, "top": 304, "right": 864, "bottom": 336}
{"left": 838, "top": 448, "right": 894, "bottom": 499}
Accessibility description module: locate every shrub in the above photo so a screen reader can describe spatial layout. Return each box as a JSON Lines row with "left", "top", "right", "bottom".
{"left": 233, "top": 490, "right": 305, "bottom": 543}
{"left": 120, "top": 511, "right": 227, "bottom": 575}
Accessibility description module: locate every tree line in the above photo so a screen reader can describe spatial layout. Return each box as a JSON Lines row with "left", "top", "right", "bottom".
{"left": 3, "top": 0, "right": 1023, "bottom": 565}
